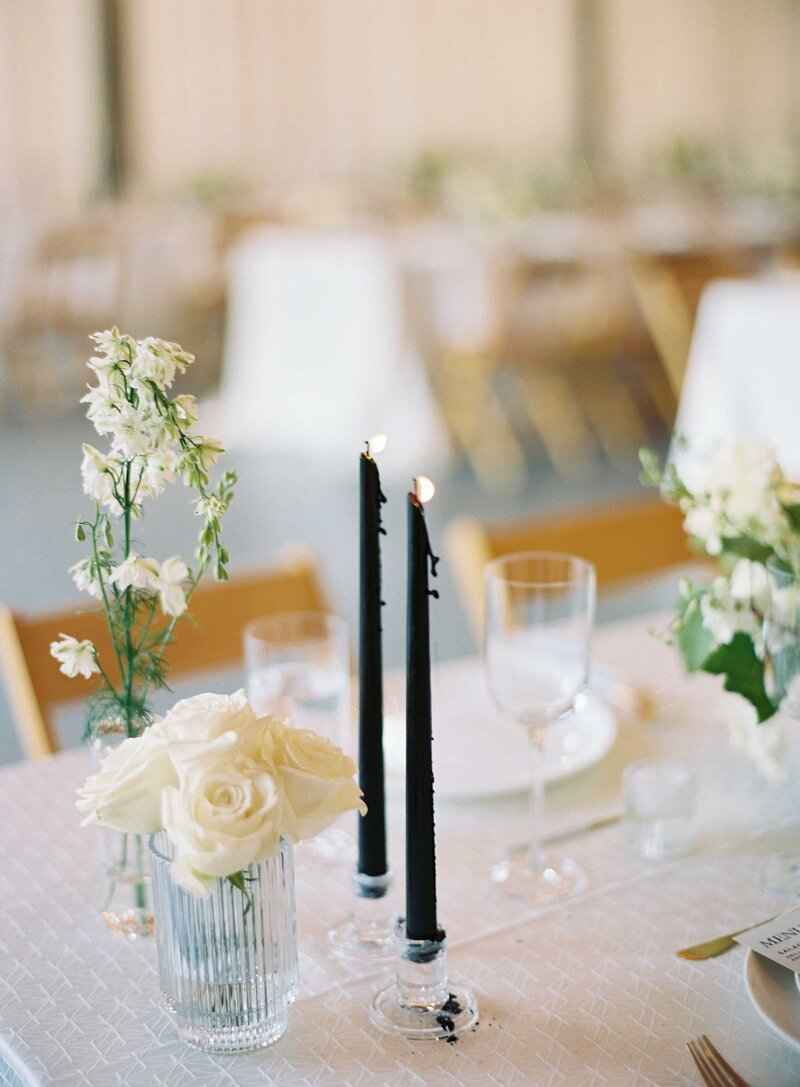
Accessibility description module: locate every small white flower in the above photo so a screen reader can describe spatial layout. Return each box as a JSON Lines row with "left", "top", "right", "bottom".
{"left": 50, "top": 634, "right": 100, "bottom": 679}
{"left": 700, "top": 578, "right": 761, "bottom": 648}
{"left": 109, "top": 553, "right": 161, "bottom": 593}
{"left": 136, "top": 449, "right": 178, "bottom": 500}
{"left": 107, "top": 402, "right": 160, "bottom": 458}
{"left": 729, "top": 559, "right": 771, "bottom": 614}
{"left": 90, "top": 327, "right": 133, "bottom": 358}
{"left": 153, "top": 555, "right": 189, "bottom": 616}
{"left": 173, "top": 394, "right": 198, "bottom": 428}
{"left": 726, "top": 695, "right": 788, "bottom": 782}
{"left": 80, "top": 444, "right": 120, "bottom": 507}
{"left": 81, "top": 385, "right": 124, "bottom": 435}
{"left": 682, "top": 504, "right": 723, "bottom": 555}
{"left": 131, "top": 337, "right": 193, "bottom": 392}
{"left": 193, "top": 493, "right": 226, "bottom": 521}
{"left": 69, "top": 558, "right": 102, "bottom": 600}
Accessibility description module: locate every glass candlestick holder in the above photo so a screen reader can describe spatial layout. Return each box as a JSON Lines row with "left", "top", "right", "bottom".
{"left": 369, "top": 928, "right": 478, "bottom": 1039}
{"left": 328, "top": 870, "right": 398, "bottom": 962}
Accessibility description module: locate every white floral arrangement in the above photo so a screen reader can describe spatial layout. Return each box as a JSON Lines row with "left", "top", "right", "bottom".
{"left": 77, "top": 691, "right": 366, "bottom": 896}
{"left": 50, "top": 329, "right": 236, "bottom": 739}
{"left": 642, "top": 438, "right": 800, "bottom": 776}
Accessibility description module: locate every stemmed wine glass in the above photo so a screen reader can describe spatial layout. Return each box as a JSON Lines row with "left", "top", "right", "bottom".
{"left": 761, "top": 556, "right": 800, "bottom": 894}
{"left": 484, "top": 552, "right": 596, "bottom": 904}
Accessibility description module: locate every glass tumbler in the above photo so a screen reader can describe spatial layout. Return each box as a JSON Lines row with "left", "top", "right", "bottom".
{"left": 243, "top": 612, "right": 352, "bottom": 750}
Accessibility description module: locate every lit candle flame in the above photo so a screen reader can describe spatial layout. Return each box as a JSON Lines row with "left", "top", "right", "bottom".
{"left": 367, "top": 433, "right": 388, "bottom": 458}
{"left": 414, "top": 476, "right": 436, "bottom": 504}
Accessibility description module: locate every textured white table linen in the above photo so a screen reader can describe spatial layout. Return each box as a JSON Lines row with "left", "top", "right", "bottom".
{"left": 673, "top": 277, "right": 800, "bottom": 484}
{"left": 2, "top": 613, "right": 800, "bottom": 1085}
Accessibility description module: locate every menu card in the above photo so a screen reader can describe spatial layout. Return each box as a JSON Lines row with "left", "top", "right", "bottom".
{"left": 735, "top": 907, "right": 800, "bottom": 972}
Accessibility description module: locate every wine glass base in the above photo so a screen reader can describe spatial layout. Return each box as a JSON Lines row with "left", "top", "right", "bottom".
{"left": 490, "top": 854, "right": 586, "bottom": 905}
{"left": 760, "top": 851, "right": 800, "bottom": 896}
{"left": 369, "top": 979, "right": 478, "bottom": 1039}
{"left": 327, "top": 917, "right": 399, "bottom": 962}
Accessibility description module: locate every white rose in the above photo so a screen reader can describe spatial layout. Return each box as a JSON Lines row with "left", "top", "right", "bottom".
{"left": 266, "top": 720, "right": 366, "bottom": 843}
{"left": 50, "top": 634, "right": 100, "bottom": 679}
{"left": 163, "top": 754, "right": 283, "bottom": 896}
{"left": 158, "top": 690, "right": 258, "bottom": 764}
{"left": 76, "top": 724, "right": 177, "bottom": 834}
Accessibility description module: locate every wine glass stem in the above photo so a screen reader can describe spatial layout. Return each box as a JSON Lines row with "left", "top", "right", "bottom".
{"left": 527, "top": 725, "right": 546, "bottom": 870}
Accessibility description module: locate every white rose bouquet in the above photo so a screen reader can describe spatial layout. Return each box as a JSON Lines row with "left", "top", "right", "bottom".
{"left": 641, "top": 438, "right": 800, "bottom": 724}
{"left": 50, "top": 329, "right": 236, "bottom": 740}
{"left": 76, "top": 691, "right": 366, "bottom": 896}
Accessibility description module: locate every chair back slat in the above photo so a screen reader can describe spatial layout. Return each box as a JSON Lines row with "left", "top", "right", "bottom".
{"left": 446, "top": 497, "right": 692, "bottom": 642}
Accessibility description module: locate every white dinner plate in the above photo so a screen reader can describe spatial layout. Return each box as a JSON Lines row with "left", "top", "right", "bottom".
{"left": 744, "top": 949, "right": 800, "bottom": 1052}
{"left": 383, "top": 660, "right": 617, "bottom": 801}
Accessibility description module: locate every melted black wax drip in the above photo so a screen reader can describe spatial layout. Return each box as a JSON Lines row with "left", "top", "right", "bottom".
{"left": 427, "top": 540, "right": 440, "bottom": 599}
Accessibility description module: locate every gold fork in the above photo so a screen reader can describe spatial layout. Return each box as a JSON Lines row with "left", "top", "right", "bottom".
{"left": 686, "top": 1035, "right": 752, "bottom": 1087}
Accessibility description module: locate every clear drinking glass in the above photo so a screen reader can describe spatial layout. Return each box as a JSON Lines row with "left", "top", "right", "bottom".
{"left": 244, "top": 611, "right": 354, "bottom": 865}
{"left": 149, "top": 832, "right": 296, "bottom": 1052}
{"left": 623, "top": 759, "right": 696, "bottom": 862}
{"left": 761, "top": 557, "right": 800, "bottom": 893}
{"left": 484, "top": 551, "right": 596, "bottom": 903}
{"left": 244, "top": 612, "right": 352, "bottom": 750}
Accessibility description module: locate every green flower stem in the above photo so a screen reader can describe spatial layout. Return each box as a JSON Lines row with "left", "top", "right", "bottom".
{"left": 89, "top": 510, "right": 124, "bottom": 693}
{"left": 122, "top": 461, "right": 135, "bottom": 736}
{"left": 138, "top": 571, "right": 203, "bottom": 705}
{"left": 134, "top": 835, "right": 147, "bottom": 911}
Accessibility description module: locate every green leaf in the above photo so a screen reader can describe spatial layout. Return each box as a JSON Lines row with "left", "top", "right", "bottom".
{"left": 226, "top": 870, "right": 254, "bottom": 913}
{"left": 703, "top": 632, "right": 776, "bottom": 722}
{"left": 677, "top": 596, "right": 715, "bottom": 672}
{"left": 782, "top": 503, "right": 800, "bottom": 532}
{"left": 720, "top": 536, "right": 773, "bottom": 564}
{"left": 75, "top": 523, "right": 86, "bottom": 542}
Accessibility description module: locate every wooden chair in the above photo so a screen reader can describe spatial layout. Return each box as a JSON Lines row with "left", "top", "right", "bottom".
{"left": 0, "top": 552, "right": 328, "bottom": 760}
{"left": 627, "top": 244, "right": 767, "bottom": 398}
{"left": 445, "top": 496, "right": 693, "bottom": 642}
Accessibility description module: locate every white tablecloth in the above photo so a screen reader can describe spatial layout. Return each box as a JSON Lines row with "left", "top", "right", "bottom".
{"left": 673, "top": 277, "right": 800, "bottom": 484}
{"left": 3, "top": 614, "right": 800, "bottom": 1085}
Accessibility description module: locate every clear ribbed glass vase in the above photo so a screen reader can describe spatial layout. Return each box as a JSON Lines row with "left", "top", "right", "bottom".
{"left": 149, "top": 832, "right": 297, "bottom": 1051}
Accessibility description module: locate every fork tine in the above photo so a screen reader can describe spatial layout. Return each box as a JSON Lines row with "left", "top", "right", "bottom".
{"left": 698, "top": 1036, "right": 752, "bottom": 1087}
{"left": 686, "top": 1038, "right": 727, "bottom": 1087}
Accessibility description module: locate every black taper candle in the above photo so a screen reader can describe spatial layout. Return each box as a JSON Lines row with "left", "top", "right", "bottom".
{"left": 405, "top": 482, "right": 443, "bottom": 943}
{"left": 357, "top": 447, "right": 388, "bottom": 878}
